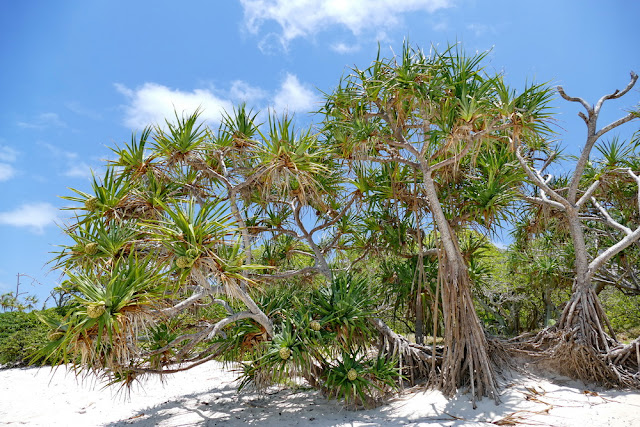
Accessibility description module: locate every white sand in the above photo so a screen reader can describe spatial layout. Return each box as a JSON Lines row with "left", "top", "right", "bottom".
{"left": 1, "top": 362, "right": 640, "bottom": 426}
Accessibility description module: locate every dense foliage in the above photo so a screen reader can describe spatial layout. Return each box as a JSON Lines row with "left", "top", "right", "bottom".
{"left": 8, "top": 42, "right": 637, "bottom": 407}
{"left": 0, "top": 310, "right": 61, "bottom": 366}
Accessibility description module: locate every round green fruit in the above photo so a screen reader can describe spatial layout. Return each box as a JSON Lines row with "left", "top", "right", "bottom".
{"left": 176, "top": 256, "right": 193, "bottom": 269}
{"left": 47, "top": 330, "right": 65, "bottom": 341}
{"left": 310, "top": 320, "right": 321, "bottom": 331}
{"left": 87, "top": 303, "right": 106, "bottom": 319}
{"left": 84, "top": 197, "right": 99, "bottom": 211}
{"left": 279, "top": 347, "right": 291, "bottom": 360}
{"left": 84, "top": 242, "right": 99, "bottom": 255}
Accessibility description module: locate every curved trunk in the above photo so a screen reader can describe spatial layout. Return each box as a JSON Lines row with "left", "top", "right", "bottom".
{"left": 558, "top": 210, "right": 616, "bottom": 349}
{"left": 415, "top": 289, "right": 425, "bottom": 345}
{"left": 423, "top": 171, "right": 499, "bottom": 406}
{"left": 538, "top": 210, "right": 628, "bottom": 386}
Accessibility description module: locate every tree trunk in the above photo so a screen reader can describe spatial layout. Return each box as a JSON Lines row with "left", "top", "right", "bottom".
{"left": 422, "top": 171, "right": 499, "bottom": 406}
{"left": 557, "top": 211, "right": 616, "bottom": 349}
{"left": 528, "top": 211, "right": 627, "bottom": 385}
{"left": 557, "top": 279, "right": 615, "bottom": 352}
{"left": 438, "top": 249, "right": 499, "bottom": 406}
{"left": 543, "top": 288, "right": 554, "bottom": 327}
{"left": 511, "top": 300, "right": 521, "bottom": 335}
{"left": 415, "top": 287, "right": 425, "bottom": 345}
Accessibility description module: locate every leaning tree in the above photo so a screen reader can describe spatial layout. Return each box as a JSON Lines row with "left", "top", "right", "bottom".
{"left": 38, "top": 107, "right": 406, "bottom": 407}
{"left": 321, "top": 43, "right": 553, "bottom": 404}
{"left": 514, "top": 72, "right": 640, "bottom": 384}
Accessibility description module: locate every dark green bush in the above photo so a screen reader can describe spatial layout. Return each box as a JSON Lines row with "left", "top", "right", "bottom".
{"left": 0, "top": 310, "right": 60, "bottom": 367}
{"left": 600, "top": 289, "right": 640, "bottom": 336}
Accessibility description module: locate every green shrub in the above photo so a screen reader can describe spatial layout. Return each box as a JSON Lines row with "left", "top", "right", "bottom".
{"left": 600, "top": 288, "right": 640, "bottom": 337}
{"left": 0, "top": 310, "right": 60, "bottom": 367}
{"left": 235, "top": 274, "right": 400, "bottom": 408}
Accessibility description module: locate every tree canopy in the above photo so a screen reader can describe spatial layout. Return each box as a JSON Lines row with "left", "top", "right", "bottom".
{"left": 35, "top": 42, "right": 640, "bottom": 408}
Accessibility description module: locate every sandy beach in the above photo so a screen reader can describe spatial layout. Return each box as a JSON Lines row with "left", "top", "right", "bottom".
{"left": 1, "top": 361, "right": 640, "bottom": 426}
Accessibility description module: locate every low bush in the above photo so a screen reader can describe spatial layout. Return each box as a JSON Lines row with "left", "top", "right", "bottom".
{"left": 0, "top": 310, "right": 60, "bottom": 367}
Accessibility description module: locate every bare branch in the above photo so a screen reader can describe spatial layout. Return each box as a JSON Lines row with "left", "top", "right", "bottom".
{"left": 594, "top": 71, "right": 639, "bottom": 115}
{"left": 205, "top": 311, "right": 258, "bottom": 340}
{"left": 211, "top": 298, "right": 234, "bottom": 315}
{"left": 346, "top": 247, "right": 372, "bottom": 272}
{"left": 293, "top": 201, "right": 332, "bottom": 279}
{"left": 588, "top": 226, "right": 640, "bottom": 283}
{"left": 591, "top": 197, "right": 632, "bottom": 235}
{"left": 427, "top": 138, "right": 476, "bottom": 172}
{"left": 523, "top": 195, "right": 566, "bottom": 211}
{"left": 557, "top": 85, "right": 592, "bottom": 111}
{"left": 628, "top": 169, "right": 640, "bottom": 211}
{"left": 158, "top": 288, "right": 208, "bottom": 318}
{"left": 375, "top": 100, "right": 423, "bottom": 159}
{"left": 595, "top": 112, "right": 639, "bottom": 140}
{"left": 576, "top": 180, "right": 600, "bottom": 208}
{"left": 310, "top": 192, "right": 357, "bottom": 234}
{"left": 360, "top": 154, "right": 420, "bottom": 169}
{"left": 421, "top": 248, "right": 439, "bottom": 257}
{"left": 566, "top": 72, "right": 638, "bottom": 202}
{"left": 271, "top": 227, "right": 302, "bottom": 239}
{"left": 578, "top": 111, "right": 589, "bottom": 125}
{"left": 321, "top": 232, "right": 344, "bottom": 255}
{"left": 290, "top": 249, "right": 315, "bottom": 257}
{"left": 134, "top": 346, "right": 223, "bottom": 375}
{"left": 583, "top": 164, "right": 640, "bottom": 281}
{"left": 540, "top": 150, "right": 558, "bottom": 174}
{"left": 427, "top": 123, "right": 510, "bottom": 172}
{"left": 515, "top": 145, "right": 571, "bottom": 210}
{"left": 232, "top": 166, "right": 270, "bottom": 193}
{"left": 538, "top": 173, "right": 557, "bottom": 204}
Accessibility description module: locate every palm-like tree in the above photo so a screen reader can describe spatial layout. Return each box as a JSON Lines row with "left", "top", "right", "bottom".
{"left": 43, "top": 105, "right": 389, "bottom": 407}
{"left": 514, "top": 72, "right": 640, "bottom": 385}
{"left": 44, "top": 111, "right": 280, "bottom": 382}
{"left": 322, "top": 42, "right": 552, "bottom": 404}
{"left": 1, "top": 293, "right": 18, "bottom": 312}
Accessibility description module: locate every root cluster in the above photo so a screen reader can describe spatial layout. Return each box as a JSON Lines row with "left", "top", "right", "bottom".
{"left": 507, "top": 290, "right": 640, "bottom": 389}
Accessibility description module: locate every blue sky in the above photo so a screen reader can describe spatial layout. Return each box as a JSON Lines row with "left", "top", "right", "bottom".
{"left": 0, "top": 0, "right": 638, "bottom": 305}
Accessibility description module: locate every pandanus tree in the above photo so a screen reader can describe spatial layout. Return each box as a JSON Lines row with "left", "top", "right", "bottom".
{"left": 321, "top": 43, "right": 553, "bottom": 404}
{"left": 514, "top": 73, "right": 640, "bottom": 384}
{"left": 41, "top": 112, "right": 278, "bottom": 380}
{"left": 39, "top": 106, "right": 402, "bottom": 407}
{"left": 586, "top": 137, "right": 640, "bottom": 297}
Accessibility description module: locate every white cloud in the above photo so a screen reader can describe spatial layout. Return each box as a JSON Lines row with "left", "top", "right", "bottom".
{"left": 38, "top": 142, "right": 76, "bottom": 160}
{"left": 63, "top": 162, "right": 94, "bottom": 179}
{"left": 0, "top": 145, "right": 18, "bottom": 182}
{"left": 0, "top": 163, "right": 15, "bottom": 181}
{"left": 0, "top": 202, "right": 59, "bottom": 234}
{"left": 433, "top": 20, "right": 449, "bottom": 32}
{"left": 229, "top": 80, "right": 268, "bottom": 104}
{"left": 467, "top": 23, "right": 495, "bottom": 37}
{"left": 37, "top": 142, "right": 95, "bottom": 179}
{"left": 115, "top": 83, "right": 234, "bottom": 129}
{"left": 272, "top": 73, "right": 318, "bottom": 114}
{"left": 65, "top": 101, "right": 102, "bottom": 120}
{"left": 17, "top": 112, "right": 67, "bottom": 129}
{"left": 116, "top": 77, "right": 318, "bottom": 127}
{"left": 0, "top": 145, "right": 18, "bottom": 163}
{"left": 240, "top": 0, "right": 452, "bottom": 45}
{"left": 330, "top": 42, "right": 361, "bottom": 54}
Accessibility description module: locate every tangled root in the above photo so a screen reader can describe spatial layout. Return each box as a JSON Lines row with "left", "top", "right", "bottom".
{"left": 508, "top": 328, "right": 640, "bottom": 389}
{"left": 369, "top": 318, "right": 439, "bottom": 385}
